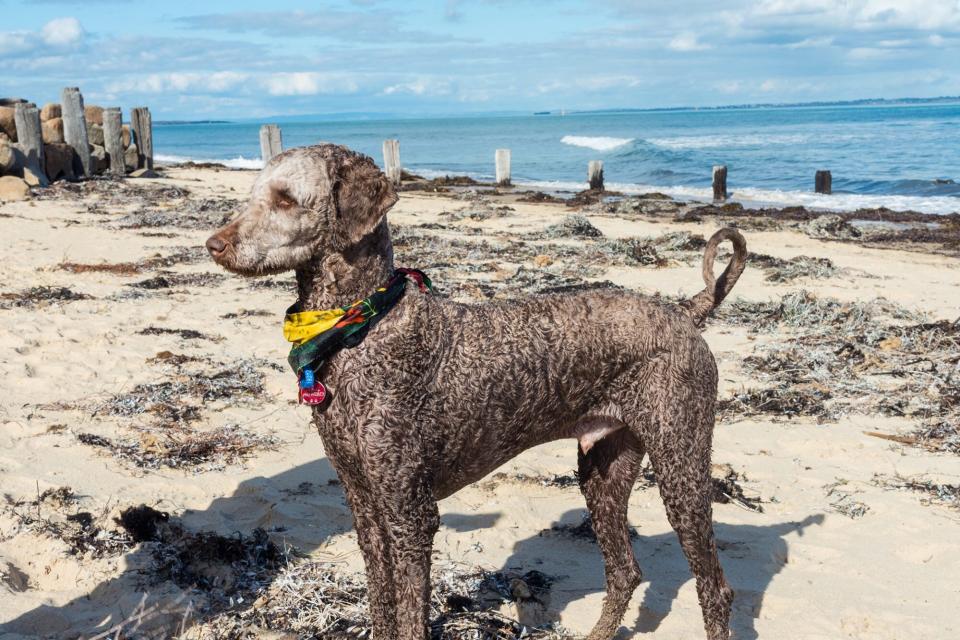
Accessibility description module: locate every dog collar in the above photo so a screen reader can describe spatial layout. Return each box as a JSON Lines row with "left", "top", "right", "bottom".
{"left": 283, "top": 268, "right": 431, "bottom": 405}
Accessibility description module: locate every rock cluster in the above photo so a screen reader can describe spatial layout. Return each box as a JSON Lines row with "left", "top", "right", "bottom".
{"left": 0, "top": 93, "right": 144, "bottom": 201}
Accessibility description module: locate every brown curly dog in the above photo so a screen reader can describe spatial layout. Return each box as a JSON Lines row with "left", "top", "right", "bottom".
{"left": 207, "top": 144, "right": 748, "bottom": 640}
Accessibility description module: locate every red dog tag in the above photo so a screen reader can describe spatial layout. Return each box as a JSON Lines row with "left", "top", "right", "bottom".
{"left": 298, "top": 382, "right": 327, "bottom": 406}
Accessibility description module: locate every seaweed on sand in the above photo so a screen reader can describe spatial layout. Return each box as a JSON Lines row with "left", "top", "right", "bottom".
{"left": 2, "top": 488, "right": 135, "bottom": 558}
{"left": 875, "top": 475, "right": 960, "bottom": 510}
{"left": 129, "top": 272, "right": 225, "bottom": 290}
{"left": 715, "top": 291, "right": 960, "bottom": 439}
{"left": 0, "top": 286, "right": 92, "bottom": 309}
{"left": 544, "top": 214, "right": 603, "bottom": 238}
{"left": 96, "top": 356, "right": 268, "bottom": 422}
{"left": 188, "top": 561, "right": 573, "bottom": 640}
{"left": 749, "top": 253, "right": 838, "bottom": 283}
{"left": 77, "top": 425, "right": 279, "bottom": 470}
{"left": 73, "top": 355, "right": 278, "bottom": 469}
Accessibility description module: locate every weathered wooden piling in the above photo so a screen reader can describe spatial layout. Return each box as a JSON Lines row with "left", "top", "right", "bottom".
{"left": 588, "top": 160, "right": 604, "bottom": 191}
{"left": 13, "top": 103, "right": 48, "bottom": 186}
{"left": 102, "top": 108, "right": 125, "bottom": 176}
{"left": 382, "top": 139, "right": 401, "bottom": 186}
{"left": 712, "top": 165, "right": 728, "bottom": 201}
{"left": 130, "top": 107, "right": 153, "bottom": 169}
{"left": 259, "top": 124, "right": 282, "bottom": 163}
{"left": 815, "top": 170, "right": 832, "bottom": 194}
{"left": 61, "top": 87, "right": 92, "bottom": 177}
{"left": 494, "top": 148, "right": 512, "bottom": 186}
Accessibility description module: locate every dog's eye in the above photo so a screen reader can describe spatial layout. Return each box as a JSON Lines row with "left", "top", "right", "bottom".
{"left": 273, "top": 189, "right": 297, "bottom": 209}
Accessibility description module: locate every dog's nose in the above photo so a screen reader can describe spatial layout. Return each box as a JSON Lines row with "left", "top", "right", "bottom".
{"left": 206, "top": 235, "right": 227, "bottom": 256}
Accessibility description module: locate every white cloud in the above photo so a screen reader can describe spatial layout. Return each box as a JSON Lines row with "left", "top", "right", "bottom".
{"left": 106, "top": 71, "right": 248, "bottom": 94}
{"left": 382, "top": 78, "right": 451, "bottom": 96}
{"left": 41, "top": 17, "right": 83, "bottom": 46}
{"left": 668, "top": 32, "right": 710, "bottom": 51}
{"left": 785, "top": 36, "right": 834, "bottom": 48}
{"left": 752, "top": 0, "right": 960, "bottom": 31}
{"left": 0, "top": 32, "right": 31, "bottom": 55}
{"left": 264, "top": 72, "right": 359, "bottom": 96}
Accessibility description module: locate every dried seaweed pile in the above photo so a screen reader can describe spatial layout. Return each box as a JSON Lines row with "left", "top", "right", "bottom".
{"left": 128, "top": 272, "right": 226, "bottom": 290}
{"left": 748, "top": 253, "right": 838, "bottom": 283}
{"left": 393, "top": 221, "right": 707, "bottom": 302}
{"left": 716, "top": 291, "right": 960, "bottom": 444}
{"left": 189, "top": 561, "right": 572, "bottom": 640}
{"left": 441, "top": 201, "right": 515, "bottom": 222}
{"left": 544, "top": 215, "right": 603, "bottom": 239}
{"left": 74, "top": 355, "right": 279, "bottom": 469}
{"left": 876, "top": 475, "right": 960, "bottom": 510}
{"left": 56, "top": 246, "right": 209, "bottom": 277}
{"left": 77, "top": 425, "right": 279, "bottom": 470}
{"left": 0, "top": 285, "right": 92, "bottom": 309}
{"left": 1, "top": 487, "right": 134, "bottom": 559}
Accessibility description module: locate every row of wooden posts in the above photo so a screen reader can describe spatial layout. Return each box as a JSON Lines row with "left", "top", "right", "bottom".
{"left": 9, "top": 87, "right": 153, "bottom": 186}
{"left": 258, "top": 124, "right": 833, "bottom": 198}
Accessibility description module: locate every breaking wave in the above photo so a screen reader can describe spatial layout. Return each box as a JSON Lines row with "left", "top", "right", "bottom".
{"left": 560, "top": 135, "right": 635, "bottom": 152}
{"left": 155, "top": 153, "right": 264, "bottom": 170}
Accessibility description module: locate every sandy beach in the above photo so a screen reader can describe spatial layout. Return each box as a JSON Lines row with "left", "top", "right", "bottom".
{"left": 1, "top": 166, "right": 959, "bottom": 640}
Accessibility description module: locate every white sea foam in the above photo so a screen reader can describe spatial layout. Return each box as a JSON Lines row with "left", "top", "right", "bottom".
{"left": 647, "top": 133, "right": 809, "bottom": 150}
{"left": 560, "top": 135, "right": 635, "bottom": 152}
{"left": 155, "top": 153, "right": 264, "bottom": 170}
{"left": 512, "top": 179, "right": 960, "bottom": 215}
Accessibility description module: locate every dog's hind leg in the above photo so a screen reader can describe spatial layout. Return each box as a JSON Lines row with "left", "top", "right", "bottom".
{"left": 645, "top": 383, "right": 733, "bottom": 640}
{"left": 578, "top": 426, "right": 645, "bottom": 640}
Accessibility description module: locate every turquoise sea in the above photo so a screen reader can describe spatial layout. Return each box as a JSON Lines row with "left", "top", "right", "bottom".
{"left": 154, "top": 103, "right": 960, "bottom": 214}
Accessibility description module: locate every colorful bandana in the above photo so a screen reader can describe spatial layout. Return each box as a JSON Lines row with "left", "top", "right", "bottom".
{"left": 283, "top": 268, "right": 431, "bottom": 376}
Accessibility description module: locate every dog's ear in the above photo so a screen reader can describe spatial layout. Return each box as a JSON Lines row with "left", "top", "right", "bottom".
{"left": 334, "top": 155, "right": 398, "bottom": 244}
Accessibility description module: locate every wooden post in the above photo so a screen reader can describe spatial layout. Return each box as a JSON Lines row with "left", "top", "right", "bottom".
{"left": 712, "top": 165, "right": 728, "bottom": 201}
{"left": 495, "top": 148, "right": 511, "bottom": 186}
{"left": 130, "top": 107, "right": 153, "bottom": 169}
{"left": 382, "top": 139, "right": 401, "bottom": 186}
{"left": 588, "top": 160, "right": 604, "bottom": 191}
{"left": 259, "top": 124, "right": 282, "bottom": 163}
{"left": 13, "top": 103, "right": 48, "bottom": 186}
{"left": 815, "top": 170, "right": 832, "bottom": 194}
{"left": 102, "top": 108, "right": 125, "bottom": 176}
{"left": 61, "top": 87, "right": 91, "bottom": 177}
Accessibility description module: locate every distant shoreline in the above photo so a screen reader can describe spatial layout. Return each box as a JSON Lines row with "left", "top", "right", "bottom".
{"left": 152, "top": 96, "right": 960, "bottom": 126}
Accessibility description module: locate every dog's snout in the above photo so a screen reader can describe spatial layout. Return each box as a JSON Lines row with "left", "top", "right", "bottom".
{"left": 206, "top": 235, "right": 227, "bottom": 256}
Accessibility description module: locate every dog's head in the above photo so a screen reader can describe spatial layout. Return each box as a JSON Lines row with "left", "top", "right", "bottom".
{"left": 206, "top": 144, "right": 398, "bottom": 276}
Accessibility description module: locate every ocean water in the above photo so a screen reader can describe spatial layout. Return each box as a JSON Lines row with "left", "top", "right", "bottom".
{"left": 154, "top": 104, "right": 960, "bottom": 214}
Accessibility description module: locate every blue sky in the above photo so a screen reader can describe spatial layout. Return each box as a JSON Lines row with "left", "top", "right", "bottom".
{"left": 2, "top": 0, "right": 959, "bottom": 119}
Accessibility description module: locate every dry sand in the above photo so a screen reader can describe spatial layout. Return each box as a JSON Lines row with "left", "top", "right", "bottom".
{"left": 0, "top": 167, "right": 958, "bottom": 639}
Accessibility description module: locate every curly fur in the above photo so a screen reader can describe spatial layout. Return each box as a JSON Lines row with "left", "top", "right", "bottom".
{"left": 208, "top": 144, "right": 748, "bottom": 640}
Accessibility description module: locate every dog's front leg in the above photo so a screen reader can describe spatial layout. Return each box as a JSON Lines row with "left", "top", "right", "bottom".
{"left": 367, "top": 460, "right": 439, "bottom": 640}
{"left": 342, "top": 479, "right": 398, "bottom": 638}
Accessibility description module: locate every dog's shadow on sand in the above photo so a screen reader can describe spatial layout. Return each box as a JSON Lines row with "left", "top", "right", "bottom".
{"left": 499, "top": 508, "right": 825, "bottom": 640}
{"left": 1, "top": 458, "right": 823, "bottom": 640}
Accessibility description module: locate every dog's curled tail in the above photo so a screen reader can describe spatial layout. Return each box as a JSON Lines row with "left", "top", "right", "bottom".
{"left": 682, "top": 227, "right": 747, "bottom": 327}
